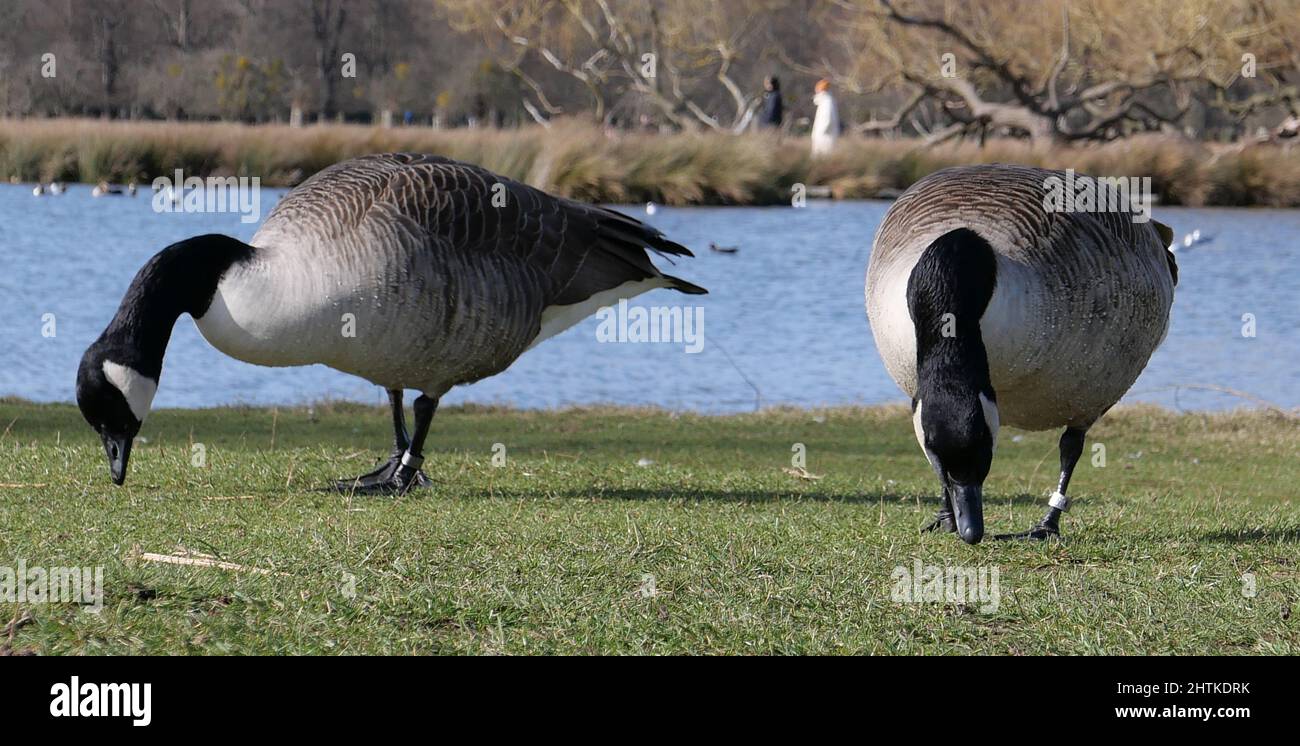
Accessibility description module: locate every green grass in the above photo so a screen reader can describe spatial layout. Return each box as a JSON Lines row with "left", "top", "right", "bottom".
{"left": 0, "top": 400, "right": 1296, "bottom": 655}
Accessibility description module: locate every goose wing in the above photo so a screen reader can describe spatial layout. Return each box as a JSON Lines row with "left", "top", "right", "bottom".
{"left": 266, "top": 153, "right": 705, "bottom": 306}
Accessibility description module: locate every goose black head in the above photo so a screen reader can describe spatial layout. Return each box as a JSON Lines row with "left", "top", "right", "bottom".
{"left": 76, "top": 343, "right": 157, "bottom": 486}
{"left": 73, "top": 234, "right": 254, "bottom": 486}
{"left": 913, "top": 392, "right": 998, "bottom": 544}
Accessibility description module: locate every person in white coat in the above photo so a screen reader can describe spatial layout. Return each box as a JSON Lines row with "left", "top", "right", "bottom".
{"left": 811, "top": 79, "right": 839, "bottom": 157}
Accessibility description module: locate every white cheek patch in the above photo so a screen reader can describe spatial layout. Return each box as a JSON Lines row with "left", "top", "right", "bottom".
{"left": 911, "top": 400, "right": 926, "bottom": 451}
{"left": 102, "top": 361, "right": 158, "bottom": 423}
{"left": 979, "top": 392, "right": 1000, "bottom": 452}
{"left": 912, "top": 400, "right": 944, "bottom": 476}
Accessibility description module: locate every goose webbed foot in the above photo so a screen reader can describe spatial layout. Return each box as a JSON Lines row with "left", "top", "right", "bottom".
{"left": 993, "top": 508, "right": 1063, "bottom": 541}
{"left": 335, "top": 452, "right": 431, "bottom": 495}
{"left": 923, "top": 509, "right": 956, "bottom": 533}
{"left": 993, "top": 521, "right": 1060, "bottom": 541}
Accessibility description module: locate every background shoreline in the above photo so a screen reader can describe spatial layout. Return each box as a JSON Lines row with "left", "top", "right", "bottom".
{"left": 5, "top": 118, "right": 1300, "bottom": 207}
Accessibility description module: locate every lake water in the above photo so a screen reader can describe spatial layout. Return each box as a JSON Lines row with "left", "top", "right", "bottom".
{"left": 1, "top": 183, "right": 1296, "bottom": 414}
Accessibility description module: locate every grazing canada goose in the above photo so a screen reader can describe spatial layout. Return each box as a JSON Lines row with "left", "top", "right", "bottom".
{"left": 865, "top": 165, "right": 1177, "bottom": 544}
{"left": 77, "top": 153, "right": 706, "bottom": 492}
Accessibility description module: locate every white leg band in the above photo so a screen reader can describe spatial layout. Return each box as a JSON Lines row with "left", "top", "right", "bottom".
{"left": 401, "top": 452, "right": 424, "bottom": 470}
{"left": 1048, "top": 491, "right": 1070, "bottom": 512}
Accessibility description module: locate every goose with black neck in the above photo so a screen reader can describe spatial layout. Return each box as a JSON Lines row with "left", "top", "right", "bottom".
{"left": 866, "top": 164, "right": 1178, "bottom": 544}
{"left": 76, "top": 153, "right": 706, "bottom": 493}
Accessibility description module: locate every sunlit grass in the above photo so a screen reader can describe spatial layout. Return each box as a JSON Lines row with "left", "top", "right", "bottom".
{"left": 0, "top": 400, "right": 1295, "bottom": 655}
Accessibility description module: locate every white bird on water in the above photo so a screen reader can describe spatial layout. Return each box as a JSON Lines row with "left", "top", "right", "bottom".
{"left": 1176, "top": 229, "right": 1210, "bottom": 251}
{"left": 645, "top": 202, "right": 657, "bottom": 216}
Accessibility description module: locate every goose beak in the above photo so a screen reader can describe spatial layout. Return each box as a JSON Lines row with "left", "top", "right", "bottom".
{"left": 101, "top": 432, "right": 133, "bottom": 486}
{"left": 950, "top": 482, "right": 984, "bottom": 544}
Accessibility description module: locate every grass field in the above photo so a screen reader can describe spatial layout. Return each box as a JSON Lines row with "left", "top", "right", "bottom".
{"left": 0, "top": 399, "right": 1296, "bottom": 655}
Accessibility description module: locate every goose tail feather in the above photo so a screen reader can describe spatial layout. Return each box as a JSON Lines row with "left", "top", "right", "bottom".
{"left": 661, "top": 274, "right": 708, "bottom": 295}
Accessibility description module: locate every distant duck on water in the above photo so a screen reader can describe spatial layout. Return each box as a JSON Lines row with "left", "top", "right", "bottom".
{"left": 866, "top": 165, "right": 1177, "bottom": 544}
{"left": 1177, "top": 229, "right": 1211, "bottom": 250}
{"left": 709, "top": 242, "right": 739, "bottom": 254}
{"left": 92, "top": 181, "right": 124, "bottom": 197}
{"left": 77, "top": 153, "right": 706, "bottom": 493}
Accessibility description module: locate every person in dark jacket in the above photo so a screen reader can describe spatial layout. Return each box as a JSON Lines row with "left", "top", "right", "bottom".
{"left": 758, "top": 76, "right": 783, "bottom": 129}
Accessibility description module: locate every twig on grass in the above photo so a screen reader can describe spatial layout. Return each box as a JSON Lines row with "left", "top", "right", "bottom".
{"left": 129, "top": 546, "right": 289, "bottom": 576}
{"left": 782, "top": 466, "right": 824, "bottom": 481}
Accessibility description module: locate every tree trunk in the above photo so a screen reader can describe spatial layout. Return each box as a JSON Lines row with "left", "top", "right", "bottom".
{"left": 98, "top": 15, "right": 118, "bottom": 108}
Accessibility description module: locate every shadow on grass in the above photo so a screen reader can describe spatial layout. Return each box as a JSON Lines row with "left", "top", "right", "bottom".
{"left": 1200, "top": 526, "right": 1300, "bottom": 544}
{"left": 547, "top": 487, "right": 1053, "bottom": 506}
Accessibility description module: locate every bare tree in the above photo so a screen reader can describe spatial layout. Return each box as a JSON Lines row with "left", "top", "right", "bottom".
{"left": 448, "top": 0, "right": 767, "bottom": 131}
{"left": 783, "top": 0, "right": 1276, "bottom": 143}
{"left": 308, "top": 0, "right": 348, "bottom": 119}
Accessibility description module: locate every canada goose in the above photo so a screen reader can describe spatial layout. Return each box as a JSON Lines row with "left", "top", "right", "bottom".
{"left": 708, "top": 242, "right": 739, "bottom": 254}
{"left": 865, "top": 165, "right": 1177, "bottom": 544}
{"left": 76, "top": 153, "right": 706, "bottom": 492}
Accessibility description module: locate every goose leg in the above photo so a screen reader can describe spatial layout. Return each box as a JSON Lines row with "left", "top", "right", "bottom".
{"left": 335, "top": 389, "right": 431, "bottom": 493}
{"left": 996, "top": 426, "right": 1086, "bottom": 540}
{"left": 389, "top": 394, "right": 438, "bottom": 495}
{"left": 921, "top": 456, "right": 956, "bottom": 533}
{"left": 923, "top": 485, "right": 957, "bottom": 533}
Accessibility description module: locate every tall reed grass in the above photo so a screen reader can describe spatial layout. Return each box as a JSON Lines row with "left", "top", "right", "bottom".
{"left": 3, "top": 118, "right": 1298, "bottom": 207}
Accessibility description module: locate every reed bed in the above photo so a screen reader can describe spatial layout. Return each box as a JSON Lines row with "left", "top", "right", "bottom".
{"left": 3, "top": 117, "right": 1299, "bottom": 206}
